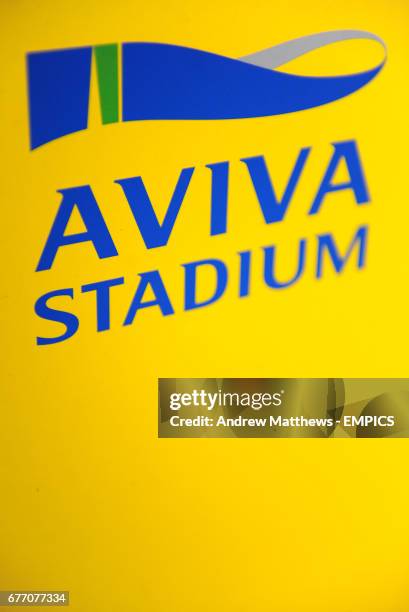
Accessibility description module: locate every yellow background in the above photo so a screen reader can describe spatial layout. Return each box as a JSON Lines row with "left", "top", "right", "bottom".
{"left": 1, "top": 0, "right": 408, "bottom": 610}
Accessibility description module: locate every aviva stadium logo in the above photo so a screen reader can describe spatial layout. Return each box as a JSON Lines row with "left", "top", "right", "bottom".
{"left": 27, "top": 30, "right": 386, "bottom": 149}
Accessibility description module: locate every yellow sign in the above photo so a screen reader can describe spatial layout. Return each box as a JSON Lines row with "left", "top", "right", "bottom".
{"left": 1, "top": 1, "right": 409, "bottom": 610}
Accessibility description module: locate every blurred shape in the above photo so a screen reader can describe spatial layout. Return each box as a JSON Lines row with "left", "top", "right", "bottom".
{"left": 356, "top": 391, "right": 409, "bottom": 438}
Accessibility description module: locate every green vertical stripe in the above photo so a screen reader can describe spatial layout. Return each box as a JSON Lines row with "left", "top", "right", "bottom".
{"left": 94, "top": 44, "right": 119, "bottom": 124}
